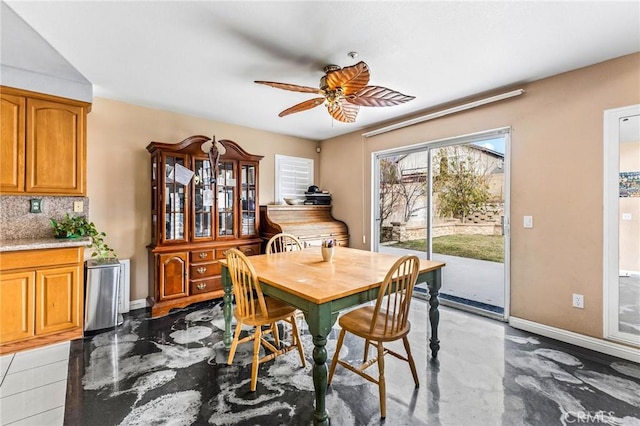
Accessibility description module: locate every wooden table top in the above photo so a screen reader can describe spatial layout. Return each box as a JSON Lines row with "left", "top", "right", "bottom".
{"left": 220, "top": 246, "right": 445, "bottom": 305}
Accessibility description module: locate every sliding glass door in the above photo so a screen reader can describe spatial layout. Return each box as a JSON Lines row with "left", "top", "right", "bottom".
{"left": 373, "top": 129, "right": 511, "bottom": 319}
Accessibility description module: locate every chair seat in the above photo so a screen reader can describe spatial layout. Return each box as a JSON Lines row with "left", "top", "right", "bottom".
{"left": 339, "top": 306, "right": 411, "bottom": 342}
{"left": 226, "top": 248, "right": 306, "bottom": 392}
{"left": 236, "top": 296, "right": 298, "bottom": 326}
{"left": 328, "top": 255, "right": 420, "bottom": 419}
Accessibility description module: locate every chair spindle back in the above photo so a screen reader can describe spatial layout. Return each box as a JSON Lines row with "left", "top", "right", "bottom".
{"left": 265, "top": 233, "right": 304, "bottom": 254}
{"left": 226, "top": 248, "right": 268, "bottom": 320}
{"left": 371, "top": 255, "right": 420, "bottom": 336}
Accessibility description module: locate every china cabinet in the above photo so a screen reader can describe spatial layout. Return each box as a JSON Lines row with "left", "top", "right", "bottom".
{"left": 147, "top": 135, "right": 263, "bottom": 317}
{"left": 0, "top": 86, "right": 89, "bottom": 195}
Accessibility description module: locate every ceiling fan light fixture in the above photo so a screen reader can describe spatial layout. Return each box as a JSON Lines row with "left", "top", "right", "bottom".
{"left": 255, "top": 61, "right": 414, "bottom": 123}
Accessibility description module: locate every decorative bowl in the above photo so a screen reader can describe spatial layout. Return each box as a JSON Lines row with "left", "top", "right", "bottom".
{"left": 283, "top": 198, "right": 305, "bottom": 205}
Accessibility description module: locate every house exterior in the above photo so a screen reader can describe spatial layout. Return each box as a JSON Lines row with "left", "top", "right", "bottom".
{"left": 380, "top": 144, "right": 505, "bottom": 229}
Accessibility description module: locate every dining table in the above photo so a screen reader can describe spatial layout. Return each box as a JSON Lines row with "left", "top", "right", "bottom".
{"left": 219, "top": 246, "right": 445, "bottom": 426}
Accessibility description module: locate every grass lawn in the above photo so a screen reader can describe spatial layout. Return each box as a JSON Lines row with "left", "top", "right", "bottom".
{"left": 390, "top": 234, "right": 504, "bottom": 263}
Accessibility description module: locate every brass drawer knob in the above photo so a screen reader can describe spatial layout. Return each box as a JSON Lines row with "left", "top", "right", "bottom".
{"left": 199, "top": 252, "right": 208, "bottom": 259}
{"left": 197, "top": 283, "right": 207, "bottom": 290}
{"left": 197, "top": 267, "right": 207, "bottom": 274}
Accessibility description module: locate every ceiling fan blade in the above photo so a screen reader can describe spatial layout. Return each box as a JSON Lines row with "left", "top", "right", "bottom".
{"left": 325, "top": 61, "right": 370, "bottom": 95}
{"left": 255, "top": 81, "right": 322, "bottom": 94}
{"left": 347, "top": 85, "right": 415, "bottom": 107}
{"left": 327, "top": 101, "right": 359, "bottom": 123}
{"left": 279, "top": 98, "right": 325, "bottom": 117}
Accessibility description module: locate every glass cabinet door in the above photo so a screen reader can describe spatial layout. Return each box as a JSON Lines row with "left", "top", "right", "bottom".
{"left": 151, "top": 155, "right": 158, "bottom": 244}
{"left": 193, "top": 158, "right": 214, "bottom": 240}
{"left": 240, "top": 163, "right": 257, "bottom": 236}
{"left": 217, "top": 162, "right": 235, "bottom": 237}
{"left": 163, "top": 155, "right": 188, "bottom": 242}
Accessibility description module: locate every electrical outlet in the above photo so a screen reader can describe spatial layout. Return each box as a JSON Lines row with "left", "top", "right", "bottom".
{"left": 29, "top": 198, "right": 42, "bottom": 214}
{"left": 572, "top": 293, "right": 584, "bottom": 309}
{"left": 73, "top": 201, "right": 84, "bottom": 213}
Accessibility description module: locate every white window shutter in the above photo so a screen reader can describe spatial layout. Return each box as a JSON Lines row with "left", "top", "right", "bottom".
{"left": 275, "top": 155, "right": 314, "bottom": 203}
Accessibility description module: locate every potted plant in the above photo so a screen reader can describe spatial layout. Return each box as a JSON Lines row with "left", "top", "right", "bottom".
{"left": 50, "top": 214, "right": 117, "bottom": 260}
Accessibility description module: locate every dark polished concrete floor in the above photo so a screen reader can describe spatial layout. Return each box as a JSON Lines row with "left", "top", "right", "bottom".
{"left": 64, "top": 300, "right": 640, "bottom": 425}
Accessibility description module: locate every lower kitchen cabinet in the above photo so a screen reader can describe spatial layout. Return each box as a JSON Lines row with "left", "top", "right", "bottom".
{"left": 35, "top": 265, "right": 82, "bottom": 335}
{"left": 0, "top": 246, "right": 84, "bottom": 354}
{"left": 0, "top": 271, "right": 35, "bottom": 344}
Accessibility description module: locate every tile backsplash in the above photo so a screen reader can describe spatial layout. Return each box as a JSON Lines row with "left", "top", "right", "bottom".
{"left": 0, "top": 195, "right": 90, "bottom": 240}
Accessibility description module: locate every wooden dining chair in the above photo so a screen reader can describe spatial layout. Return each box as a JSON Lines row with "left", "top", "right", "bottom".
{"left": 226, "top": 248, "right": 306, "bottom": 391}
{"left": 265, "top": 233, "right": 303, "bottom": 254}
{"left": 327, "top": 255, "right": 420, "bottom": 419}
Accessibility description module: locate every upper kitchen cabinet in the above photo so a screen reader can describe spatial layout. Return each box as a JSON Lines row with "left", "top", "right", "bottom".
{"left": 0, "top": 87, "right": 89, "bottom": 195}
{"left": 146, "top": 135, "right": 263, "bottom": 317}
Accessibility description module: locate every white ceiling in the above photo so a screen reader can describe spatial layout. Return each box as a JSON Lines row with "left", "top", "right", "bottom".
{"left": 5, "top": 1, "right": 640, "bottom": 142}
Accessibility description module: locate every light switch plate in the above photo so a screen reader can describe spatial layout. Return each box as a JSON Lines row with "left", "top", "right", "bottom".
{"left": 523, "top": 215, "right": 533, "bottom": 228}
{"left": 29, "top": 198, "right": 42, "bottom": 214}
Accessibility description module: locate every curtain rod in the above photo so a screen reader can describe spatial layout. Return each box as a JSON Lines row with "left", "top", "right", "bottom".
{"left": 362, "top": 89, "right": 525, "bottom": 138}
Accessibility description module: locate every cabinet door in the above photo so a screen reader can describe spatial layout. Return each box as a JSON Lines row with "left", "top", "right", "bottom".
{"left": 192, "top": 157, "right": 214, "bottom": 241}
{"left": 34, "top": 265, "right": 81, "bottom": 336}
{"left": 150, "top": 155, "right": 159, "bottom": 244}
{"left": 26, "top": 98, "right": 85, "bottom": 195}
{"left": 0, "top": 93, "right": 26, "bottom": 193}
{"left": 158, "top": 252, "right": 188, "bottom": 300}
{"left": 240, "top": 162, "right": 258, "bottom": 237}
{"left": 0, "top": 271, "right": 35, "bottom": 344}
{"left": 216, "top": 161, "right": 236, "bottom": 238}
{"left": 162, "top": 154, "right": 189, "bottom": 243}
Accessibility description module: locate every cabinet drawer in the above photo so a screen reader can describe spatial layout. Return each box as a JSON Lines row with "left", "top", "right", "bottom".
{"left": 190, "top": 250, "right": 214, "bottom": 263}
{"left": 216, "top": 248, "right": 233, "bottom": 260}
{"left": 303, "top": 238, "right": 348, "bottom": 248}
{"left": 239, "top": 244, "right": 260, "bottom": 257}
{"left": 189, "top": 262, "right": 221, "bottom": 279}
{"left": 190, "top": 277, "right": 222, "bottom": 295}
{"left": 0, "top": 247, "right": 83, "bottom": 271}
{"left": 215, "top": 244, "right": 260, "bottom": 260}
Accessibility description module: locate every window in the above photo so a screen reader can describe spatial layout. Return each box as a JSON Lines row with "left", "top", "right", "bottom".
{"left": 275, "top": 155, "right": 314, "bottom": 203}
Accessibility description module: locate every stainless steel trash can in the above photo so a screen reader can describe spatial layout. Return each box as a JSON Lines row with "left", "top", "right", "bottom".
{"left": 84, "top": 259, "right": 123, "bottom": 332}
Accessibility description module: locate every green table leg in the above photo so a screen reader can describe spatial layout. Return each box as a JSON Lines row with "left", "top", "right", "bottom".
{"left": 306, "top": 303, "right": 337, "bottom": 426}
{"left": 221, "top": 266, "right": 233, "bottom": 348}
{"left": 426, "top": 268, "right": 442, "bottom": 358}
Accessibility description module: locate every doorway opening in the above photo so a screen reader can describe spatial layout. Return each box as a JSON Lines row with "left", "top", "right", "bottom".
{"left": 373, "top": 128, "right": 510, "bottom": 320}
{"left": 604, "top": 105, "right": 640, "bottom": 347}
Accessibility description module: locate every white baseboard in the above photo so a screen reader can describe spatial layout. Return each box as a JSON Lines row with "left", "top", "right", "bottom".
{"left": 509, "top": 316, "right": 640, "bottom": 363}
{"left": 129, "top": 298, "right": 148, "bottom": 311}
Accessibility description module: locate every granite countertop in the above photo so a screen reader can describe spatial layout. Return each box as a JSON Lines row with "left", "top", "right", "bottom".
{"left": 0, "top": 237, "right": 92, "bottom": 252}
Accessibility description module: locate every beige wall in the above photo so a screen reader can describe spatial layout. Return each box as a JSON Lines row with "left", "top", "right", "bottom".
{"left": 619, "top": 141, "right": 640, "bottom": 272}
{"left": 87, "top": 97, "right": 318, "bottom": 300}
{"left": 319, "top": 53, "right": 640, "bottom": 340}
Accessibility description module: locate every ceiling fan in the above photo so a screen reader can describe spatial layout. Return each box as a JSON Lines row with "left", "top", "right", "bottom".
{"left": 255, "top": 61, "right": 415, "bottom": 123}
